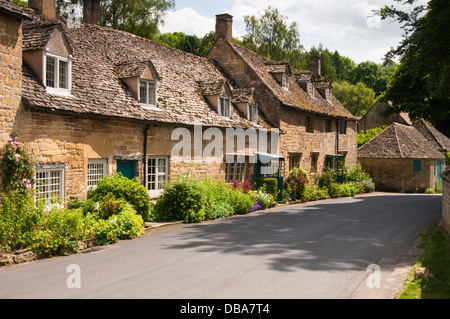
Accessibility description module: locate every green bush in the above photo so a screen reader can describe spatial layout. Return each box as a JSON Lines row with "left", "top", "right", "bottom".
{"left": 303, "top": 187, "right": 319, "bottom": 201}
{"left": 327, "top": 182, "right": 340, "bottom": 198}
{"left": 227, "top": 188, "right": 255, "bottom": 215}
{"left": 284, "top": 167, "right": 309, "bottom": 201}
{"left": 424, "top": 187, "right": 435, "bottom": 194}
{"left": 338, "top": 183, "right": 357, "bottom": 197}
{"left": 343, "top": 163, "right": 372, "bottom": 184}
{"left": 153, "top": 178, "right": 207, "bottom": 223}
{"left": 206, "top": 201, "right": 234, "bottom": 219}
{"left": 317, "top": 168, "right": 336, "bottom": 189}
{"left": 88, "top": 174, "right": 152, "bottom": 221}
{"left": 27, "top": 207, "right": 91, "bottom": 257}
{"left": 253, "top": 178, "right": 278, "bottom": 198}
{"left": 0, "top": 190, "right": 39, "bottom": 252}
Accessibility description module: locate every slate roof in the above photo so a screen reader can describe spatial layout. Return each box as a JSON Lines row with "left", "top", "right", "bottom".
{"left": 413, "top": 119, "right": 450, "bottom": 153}
{"left": 0, "top": 0, "right": 32, "bottom": 20}
{"left": 358, "top": 123, "right": 445, "bottom": 159}
{"left": 18, "top": 10, "right": 268, "bottom": 129}
{"left": 224, "top": 41, "right": 355, "bottom": 120}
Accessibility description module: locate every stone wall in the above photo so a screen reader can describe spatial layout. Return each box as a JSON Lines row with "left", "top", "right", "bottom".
{"left": 279, "top": 106, "right": 357, "bottom": 175}
{"left": 358, "top": 101, "right": 410, "bottom": 133}
{"left": 11, "top": 108, "right": 236, "bottom": 201}
{"left": 0, "top": 13, "right": 23, "bottom": 144}
{"left": 442, "top": 168, "right": 450, "bottom": 234}
{"left": 359, "top": 158, "right": 440, "bottom": 192}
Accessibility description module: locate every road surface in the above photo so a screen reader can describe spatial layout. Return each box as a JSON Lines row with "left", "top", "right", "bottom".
{"left": 0, "top": 193, "right": 442, "bottom": 299}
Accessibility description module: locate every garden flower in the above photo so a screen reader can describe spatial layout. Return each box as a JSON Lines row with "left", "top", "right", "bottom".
{"left": 14, "top": 154, "right": 20, "bottom": 161}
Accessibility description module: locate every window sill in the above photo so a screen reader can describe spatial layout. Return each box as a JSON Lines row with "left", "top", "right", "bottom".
{"left": 46, "top": 87, "right": 75, "bottom": 98}
{"left": 141, "top": 104, "right": 163, "bottom": 111}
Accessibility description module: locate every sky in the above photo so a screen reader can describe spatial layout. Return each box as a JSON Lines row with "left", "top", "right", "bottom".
{"left": 160, "top": 0, "right": 424, "bottom": 65}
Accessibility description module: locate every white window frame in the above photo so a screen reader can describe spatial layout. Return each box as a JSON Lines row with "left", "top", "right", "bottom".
{"left": 307, "top": 82, "right": 314, "bottom": 97}
{"left": 139, "top": 79, "right": 158, "bottom": 109}
{"left": 248, "top": 104, "right": 258, "bottom": 123}
{"left": 35, "top": 167, "right": 65, "bottom": 205}
{"left": 325, "top": 88, "right": 331, "bottom": 102}
{"left": 219, "top": 96, "right": 231, "bottom": 118}
{"left": 87, "top": 159, "right": 108, "bottom": 190}
{"left": 147, "top": 156, "right": 169, "bottom": 193}
{"left": 282, "top": 73, "right": 289, "bottom": 89}
{"left": 44, "top": 52, "right": 72, "bottom": 96}
{"left": 225, "top": 160, "right": 247, "bottom": 183}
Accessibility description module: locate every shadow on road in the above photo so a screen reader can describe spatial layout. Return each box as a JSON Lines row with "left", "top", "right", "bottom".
{"left": 161, "top": 194, "right": 442, "bottom": 273}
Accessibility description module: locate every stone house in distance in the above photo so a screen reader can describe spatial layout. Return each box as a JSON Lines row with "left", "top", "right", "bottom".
{"left": 357, "top": 101, "right": 412, "bottom": 133}
{"left": 207, "top": 14, "right": 358, "bottom": 178}
{"left": 0, "top": 1, "right": 357, "bottom": 204}
{"left": 358, "top": 123, "right": 446, "bottom": 192}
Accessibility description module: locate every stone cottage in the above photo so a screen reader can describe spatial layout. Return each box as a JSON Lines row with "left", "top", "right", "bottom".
{"left": 357, "top": 101, "right": 412, "bottom": 133}
{"left": 358, "top": 122, "right": 446, "bottom": 192}
{"left": 207, "top": 14, "right": 358, "bottom": 179}
{"left": 0, "top": 0, "right": 277, "bottom": 203}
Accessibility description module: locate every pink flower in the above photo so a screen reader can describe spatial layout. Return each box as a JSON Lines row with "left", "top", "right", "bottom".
{"left": 14, "top": 154, "right": 20, "bottom": 161}
{"left": 8, "top": 138, "right": 13, "bottom": 143}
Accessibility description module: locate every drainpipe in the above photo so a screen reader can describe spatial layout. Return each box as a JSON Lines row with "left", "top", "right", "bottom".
{"left": 143, "top": 124, "right": 150, "bottom": 188}
{"left": 336, "top": 118, "right": 340, "bottom": 155}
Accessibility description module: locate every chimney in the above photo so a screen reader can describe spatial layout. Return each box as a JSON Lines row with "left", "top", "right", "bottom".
{"left": 28, "top": 0, "right": 56, "bottom": 20}
{"left": 215, "top": 13, "right": 233, "bottom": 42}
{"left": 310, "top": 56, "right": 321, "bottom": 79}
{"left": 83, "top": 0, "right": 101, "bottom": 25}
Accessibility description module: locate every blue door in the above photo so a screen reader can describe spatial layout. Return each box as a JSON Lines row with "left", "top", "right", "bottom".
{"left": 117, "top": 161, "right": 137, "bottom": 180}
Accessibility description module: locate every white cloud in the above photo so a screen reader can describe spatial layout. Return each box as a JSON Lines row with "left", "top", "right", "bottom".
{"left": 161, "top": 7, "right": 216, "bottom": 37}
{"left": 161, "top": 0, "right": 416, "bottom": 63}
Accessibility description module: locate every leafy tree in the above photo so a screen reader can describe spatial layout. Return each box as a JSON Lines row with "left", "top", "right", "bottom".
{"left": 357, "top": 126, "right": 385, "bottom": 148}
{"left": 242, "top": 6, "right": 304, "bottom": 65}
{"left": 332, "top": 81, "right": 376, "bottom": 116}
{"left": 379, "top": 0, "right": 450, "bottom": 136}
{"left": 53, "top": 0, "right": 174, "bottom": 40}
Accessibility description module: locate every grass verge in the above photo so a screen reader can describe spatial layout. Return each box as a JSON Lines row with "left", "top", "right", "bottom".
{"left": 397, "top": 225, "right": 450, "bottom": 299}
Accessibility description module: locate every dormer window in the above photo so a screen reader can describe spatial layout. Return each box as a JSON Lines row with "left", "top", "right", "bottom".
{"left": 44, "top": 53, "right": 71, "bottom": 94}
{"left": 282, "top": 73, "right": 289, "bottom": 89}
{"left": 249, "top": 104, "right": 258, "bottom": 123}
{"left": 220, "top": 96, "right": 231, "bottom": 118}
{"left": 139, "top": 79, "right": 157, "bottom": 107}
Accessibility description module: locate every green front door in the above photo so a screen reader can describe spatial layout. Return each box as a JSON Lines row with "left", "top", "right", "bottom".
{"left": 117, "top": 160, "right": 137, "bottom": 179}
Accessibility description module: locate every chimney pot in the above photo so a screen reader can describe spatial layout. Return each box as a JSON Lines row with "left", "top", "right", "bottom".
{"left": 215, "top": 13, "right": 233, "bottom": 42}
{"left": 310, "top": 56, "right": 321, "bottom": 79}
{"left": 29, "top": 0, "right": 56, "bottom": 20}
{"left": 83, "top": 0, "right": 101, "bottom": 25}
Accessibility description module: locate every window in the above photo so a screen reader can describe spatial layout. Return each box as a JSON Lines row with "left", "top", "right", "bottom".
{"left": 248, "top": 104, "right": 258, "bottom": 123}
{"left": 147, "top": 156, "right": 169, "bottom": 191}
{"left": 45, "top": 54, "right": 70, "bottom": 93}
{"left": 413, "top": 160, "right": 422, "bottom": 172}
{"left": 325, "top": 89, "right": 331, "bottom": 102}
{"left": 225, "top": 161, "right": 247, "bottom": 182}
{"left": 307, "top": 82, "right": 314, "bottom": 97}
{"left": 339, "top": 119, "right": 347, "bottom": 135}
{"left": 35, "top": 167, "right": 64, "bottom": 205}
{"left": 289, "top": 153, "right": 302, "bottom": 171}
{"left": 306, "top": 116, "right": 314, "bottom": 133}
{"left": 282, "top": 73, "right": 289, "bottom": 89}
{"left": 326, "top": 119, "right": 333, "bottom": 133}
{"left": 220, "top": 97, "right": 231, "bottom": 118}
{"left": 139, "top": 80, "right": 157, "bottom": 107}
{"left": 310, "top": 153, "right": 319, "bottom": 173}
{"left": 87, "top": 159, "right": 107, "bottom": 189}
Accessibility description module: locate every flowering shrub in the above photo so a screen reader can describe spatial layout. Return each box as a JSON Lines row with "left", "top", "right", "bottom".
{"left": 232, "top": 179, "right": 253, "bottom": 193}
{"left": 284, "top": 167, "right": 309, "bottom": 201}
{"left": 249, "top": 200, "right": 263, "bottom": 213}
{"left": 249, "top": 188, "right": 275, "bottom": 209}
{"left": 0, "top": 135, "right": 35, "bottom": 193}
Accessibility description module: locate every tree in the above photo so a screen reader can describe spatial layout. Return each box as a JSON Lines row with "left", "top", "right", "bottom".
{"left": 379, "top": 0, "right": 450, "bottom": 136}
{"left": 53, "top": 0, "right": 174, "bottom": 40}
{"left": 332, "top": 81, "right": 376, "bottom": 116}
{"left": 242, "top": 6, "right": 304, "bottom": 65}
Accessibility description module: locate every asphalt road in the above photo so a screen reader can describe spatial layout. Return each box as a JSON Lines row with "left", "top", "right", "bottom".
{"left": 0, "top": 193, "right": 442, "bottom": 299}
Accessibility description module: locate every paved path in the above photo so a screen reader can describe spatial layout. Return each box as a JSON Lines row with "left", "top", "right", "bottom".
{"left": 0, "top": 193, "right": 442, "bottom": 299}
